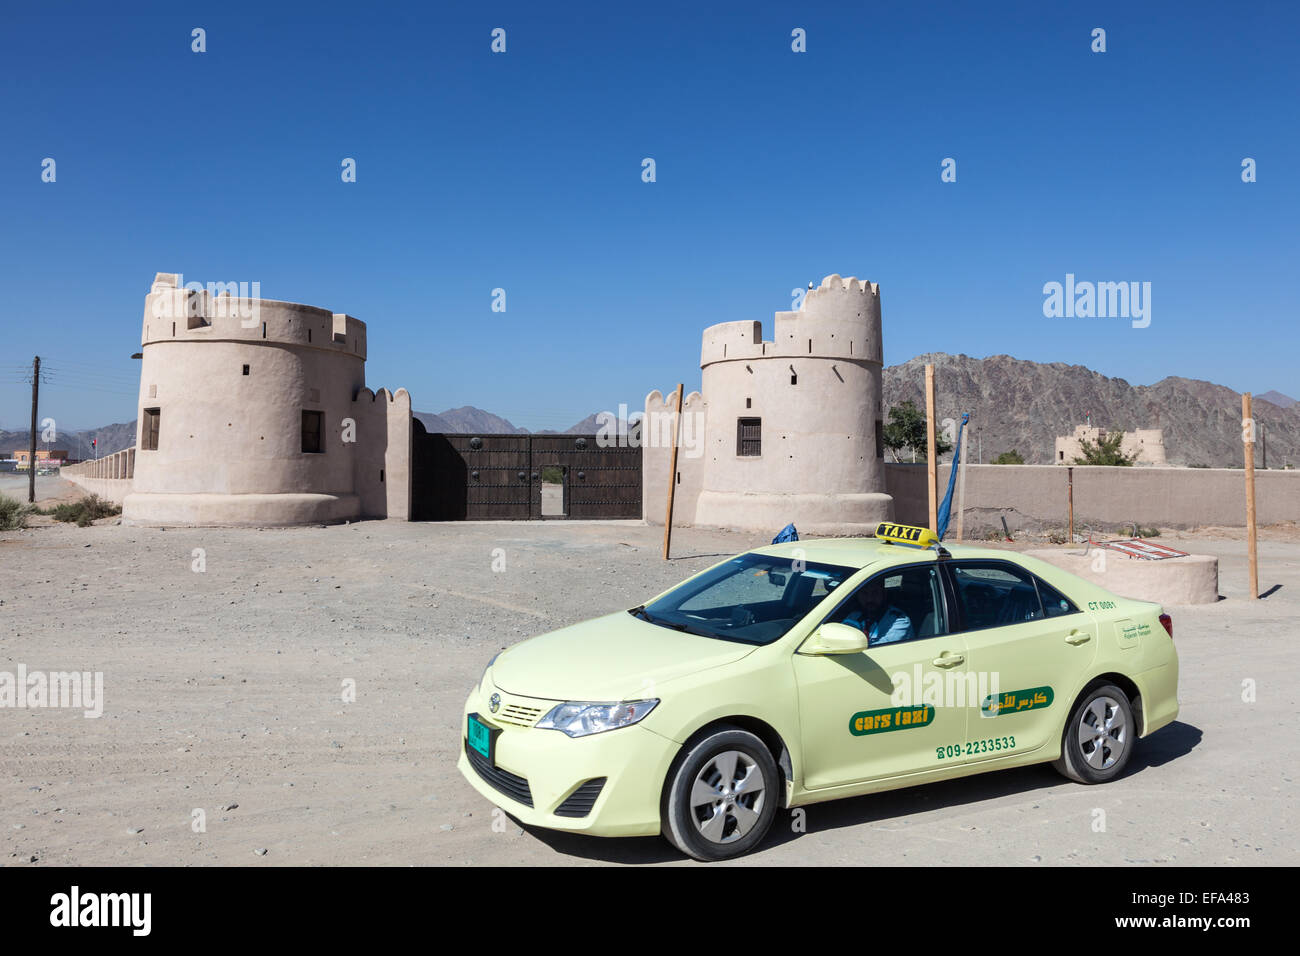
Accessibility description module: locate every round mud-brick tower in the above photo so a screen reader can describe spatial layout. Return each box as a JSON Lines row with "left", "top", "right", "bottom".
{"left": 693, "top": 274, "right": 894, "bottom": 534}
{"left": 122, "top": 273, "right": 370, "bottom": 526}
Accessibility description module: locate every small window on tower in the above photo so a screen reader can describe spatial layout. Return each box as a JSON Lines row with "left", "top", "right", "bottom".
{"left": 242, "top": 364, "right": 250, "bottom": 376}
{"left": 301, "top": 410, "right": 324, "bottom": 454}
{"left": 737, "top": 417, "right": 762, "bottom": 457}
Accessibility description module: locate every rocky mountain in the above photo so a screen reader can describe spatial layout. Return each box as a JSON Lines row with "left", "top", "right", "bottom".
{"left": 1258, "top": 390, "right": 1296, "bottom": 409}
{"left": 413, "top": 407, "right": 527, "bottom": 434}
{"left": 883, "top": 353, "right": 1300, "bottom": 468}
{"left": 0, "top": 421, "right": 136, "bottom": 460}
{"left": 565, "top": 412, "right": 640, "bottom": 435}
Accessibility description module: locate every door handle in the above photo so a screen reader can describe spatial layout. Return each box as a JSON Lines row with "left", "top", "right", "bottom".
{"left": 932, "top": 654, "right": 965, "bottom": 668}
{"left": 1065, "top": 631, "right": 1091, "bottom": 645}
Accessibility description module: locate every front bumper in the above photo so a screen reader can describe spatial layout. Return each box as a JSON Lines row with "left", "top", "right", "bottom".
{"left": 455, "top": 680, "right": 679, "bottom": 837}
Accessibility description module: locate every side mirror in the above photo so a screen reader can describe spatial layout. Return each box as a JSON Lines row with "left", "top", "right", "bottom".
{"left": 803, "top": 622, "right": 870, "bottom": 656}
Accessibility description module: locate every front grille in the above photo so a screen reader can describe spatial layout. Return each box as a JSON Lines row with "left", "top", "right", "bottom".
{"left": 465, "top": 738, "right": 533, "bottom": 807}
{"left": 496, "top": 703, "right": 545, "bottom": 728}
{"left": 554, "top": 777, "right": 606, "bottom": 818}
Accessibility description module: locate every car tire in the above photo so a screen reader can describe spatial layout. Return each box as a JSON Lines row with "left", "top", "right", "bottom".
{"left": 1053, "top": 683, "right": 1135, "bottom": 784}
{"left": 661, "top": 725, "right": 780, "bottom": 862}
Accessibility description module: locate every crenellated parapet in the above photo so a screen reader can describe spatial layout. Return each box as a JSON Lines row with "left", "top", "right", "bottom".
{"left": 141, "top": 272, "right": 367, "bottom": 360}
{"left": 699, "top": 274, "right": 882, "bottom": 367}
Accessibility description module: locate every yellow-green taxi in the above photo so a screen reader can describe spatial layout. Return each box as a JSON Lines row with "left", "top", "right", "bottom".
{"left": 457, "top": 522, "right": 1180, "bottom": 861}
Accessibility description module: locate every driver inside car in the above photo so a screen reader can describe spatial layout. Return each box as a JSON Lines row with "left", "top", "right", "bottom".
{"left": 840, "top": 578, "right": 913, "bottom": 646}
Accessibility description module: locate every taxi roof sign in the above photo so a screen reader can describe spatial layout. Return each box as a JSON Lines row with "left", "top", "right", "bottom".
{"left": 874, "top": 522, "right": 941, "bottom": 549}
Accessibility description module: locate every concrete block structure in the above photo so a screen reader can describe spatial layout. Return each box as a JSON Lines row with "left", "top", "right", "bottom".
{"left": 645, "top": 274, "right": 894, "bottom": 534}
{"left": 106, "top": 273, "right": 410, "bottom": 527}
{"left": 1055, "top": 424, "right": 1168, "bottom": 466}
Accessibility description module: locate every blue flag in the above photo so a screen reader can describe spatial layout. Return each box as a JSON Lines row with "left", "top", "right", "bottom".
{"left": 936, "top": 413, "right": 969, "bottom": 541}
{"left": 772, "top": 523, "right": 799, "bottom": 544}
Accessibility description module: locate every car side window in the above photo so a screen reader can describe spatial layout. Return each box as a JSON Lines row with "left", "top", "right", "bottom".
{"left": 825, "top": 564, "right": 947, "bottom": 646}
{"left": 949, "top": 562, "right": 1045, "bottom": 630}
{"left": 1035, "top": 577, "right": 1079, "bottom": 618}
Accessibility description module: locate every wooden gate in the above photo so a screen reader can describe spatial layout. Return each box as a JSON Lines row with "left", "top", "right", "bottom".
{"left": 411, "top": 424, "right": 641, "bottom": 520}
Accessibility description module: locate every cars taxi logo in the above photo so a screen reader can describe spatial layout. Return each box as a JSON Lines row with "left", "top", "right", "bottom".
{"left": 489, "top": 693, "right": 501, "bottom": 714}
{"left": 849, "top": 704, "right": 935, "bottom": 736}
{"left": 980, "top": 686, "right": 1053, "bottom": 717}
{"left": 874, "top": 522, "right": 939, "bottom": 548}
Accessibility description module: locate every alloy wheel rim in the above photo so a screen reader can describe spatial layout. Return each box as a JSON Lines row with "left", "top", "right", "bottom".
{"left": 689, "top": 750, "right": 765, "bottom": 844}
{"left": 1078, "top": 695, "right": 1127, "bottom": 770}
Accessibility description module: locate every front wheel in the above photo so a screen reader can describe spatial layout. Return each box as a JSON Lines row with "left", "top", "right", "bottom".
{"left": 661, "top": 725, "right": 779, "bottom": 861}
{"left": 1053, "top": 683, "right": 1135, "bottom": 784}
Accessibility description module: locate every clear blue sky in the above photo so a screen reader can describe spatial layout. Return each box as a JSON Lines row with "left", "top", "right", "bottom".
{"left": 2, "top": 0, "right": 1296, "bottom": 434}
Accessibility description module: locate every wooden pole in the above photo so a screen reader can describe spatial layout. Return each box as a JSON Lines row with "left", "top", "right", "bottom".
{"left": 661, "top": 384, "right": 684, "bottom": 560}
{"left": 1067, "top": 466, "right": 1074, "bottom": 544}
{"left": 925, "top": 364, "right": 937, "bottom": 533}
{"left": 956, "top": 417, "right": 968, "bottom": 542}
{"left": 28, "top": 356, "right": 40, "bottom": 504}
{"left": 1243, "top": 393, "right": 1258, "bottom": 599}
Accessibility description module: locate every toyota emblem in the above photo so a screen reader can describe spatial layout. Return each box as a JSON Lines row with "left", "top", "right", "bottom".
{"left": 489, "top": 693, "right": 501, "bottom": 714}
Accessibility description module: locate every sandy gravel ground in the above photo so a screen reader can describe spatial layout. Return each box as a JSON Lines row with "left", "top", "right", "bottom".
{"left": 1, "top": 487, "right": 1296, "bottom": 866}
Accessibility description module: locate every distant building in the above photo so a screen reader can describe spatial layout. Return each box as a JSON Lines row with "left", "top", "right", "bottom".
{"left": 1055, "top": 425, "right": 1168, "bottom": 466}
{"left": 12, "top": 449, "right": 70, "bottom": 469}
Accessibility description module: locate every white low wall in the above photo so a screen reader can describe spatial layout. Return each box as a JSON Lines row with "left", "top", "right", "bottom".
{"left": 63, "top": 447, "right": 136, "bottom": 507}
{"left": 63, "top": 476, "right": 133, "bottom": 506}
{"left": 887, "top": 463, "right": 1299, "bottom": 533}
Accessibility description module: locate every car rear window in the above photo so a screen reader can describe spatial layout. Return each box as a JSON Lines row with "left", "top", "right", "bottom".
{"left": 949, "top": 562, "right": 1044, "bottom": 629}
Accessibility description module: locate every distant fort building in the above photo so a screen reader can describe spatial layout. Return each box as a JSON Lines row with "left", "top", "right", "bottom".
{"left": 645, "top": 274, "right": 895, "bottom": 534}
{"left": 94, "top": 273, "right": 412, "bottom": 526}
{"left": 1055, "top": 424, "right": 1168, "bottom": 467}
{"left": 12, "top": 449, "right": 70, "bottom": 470}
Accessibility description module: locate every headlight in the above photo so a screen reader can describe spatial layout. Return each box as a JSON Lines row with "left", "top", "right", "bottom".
{"left": 535, "top": 700, "right": 659, "bottom": 737}
{"left": 478, "top": 653, "right": 499, "bottom": 690}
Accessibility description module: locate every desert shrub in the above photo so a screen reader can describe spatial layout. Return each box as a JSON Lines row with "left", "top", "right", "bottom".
{"left": 0, "top": 494, "right": 31, "bottom": 531}
{"left": 48, "top": 494, "right": 121, "bottom": 525}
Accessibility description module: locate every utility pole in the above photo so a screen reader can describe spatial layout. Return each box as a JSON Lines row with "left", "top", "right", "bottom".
{"left": 1067, "top": 466, "right": 1074, "bottom": 544}
{"left": 28, "top": 356, "right": 40, "bottom": 504}
{"left": 925, "top": 364, "right": 938, "bottom": 533}
{"left": 661, "top": 384, "right": 683, "bottom": 560}
{"left": 1243, "top": 393, "right": 1258, "bottom": 600}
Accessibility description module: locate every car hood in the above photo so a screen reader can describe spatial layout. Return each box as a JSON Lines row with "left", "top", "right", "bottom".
{"left": 491, "top": 611, "right": 755, "bottom": 702}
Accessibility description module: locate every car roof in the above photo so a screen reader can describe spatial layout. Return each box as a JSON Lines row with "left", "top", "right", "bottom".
{"left": 750, "top": 537, "right": 1030, "bottom": 572}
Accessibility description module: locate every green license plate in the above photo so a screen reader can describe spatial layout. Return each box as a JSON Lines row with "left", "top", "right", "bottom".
{"left": 467, "top": 713, "right": 493, "bottom": 761}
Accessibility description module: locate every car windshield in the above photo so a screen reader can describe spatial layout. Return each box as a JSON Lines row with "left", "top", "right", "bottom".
{"left": 633, "top": 553, "right": 856, "bottom": 645}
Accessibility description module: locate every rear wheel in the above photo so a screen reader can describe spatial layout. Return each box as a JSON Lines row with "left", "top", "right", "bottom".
{"left": 661, "top": 725, "right": 779, "bottom": 862}
{"left": 1053, "top": 683, "right": 1134, "bottom": 784}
